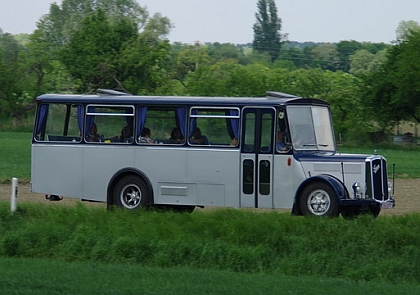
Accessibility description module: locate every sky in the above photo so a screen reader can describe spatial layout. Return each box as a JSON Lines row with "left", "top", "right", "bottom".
{"left": 1, "top": 0, "right": 419, "bottom": 44}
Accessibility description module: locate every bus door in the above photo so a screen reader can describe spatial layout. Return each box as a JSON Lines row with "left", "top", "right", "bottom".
{"left": 240, "top": 107, "right": 275, "bottom": 208}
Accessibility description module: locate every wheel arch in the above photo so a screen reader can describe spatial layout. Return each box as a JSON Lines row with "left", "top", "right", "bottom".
{"left": 292, "top": 174, "right": 348, "bottom": 216}
{"left": 107, "top": 168, "right": 154, "bottom": 206}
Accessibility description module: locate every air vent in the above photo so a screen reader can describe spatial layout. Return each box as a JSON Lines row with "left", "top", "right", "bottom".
{"left": 96, "top": 89, "right": 130, "bottom": 96}
{"left": 266, "top": 91, "right": 299, "bottom": 99}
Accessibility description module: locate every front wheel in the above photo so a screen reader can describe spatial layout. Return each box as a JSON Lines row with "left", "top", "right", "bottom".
{"left": 113, "top": 176, "right": 150, "bottom": 210}
{"left": 299, "top": 182, "right": 339, "bottom": 217}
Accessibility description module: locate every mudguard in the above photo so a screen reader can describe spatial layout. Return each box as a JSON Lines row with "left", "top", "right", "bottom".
{"left": 292, "top": 174, "right": 348, "bottom": 215}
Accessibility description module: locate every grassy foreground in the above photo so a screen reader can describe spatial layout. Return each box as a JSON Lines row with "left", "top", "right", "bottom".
{"left": 1, "top": 257, "right": 419, "bottom": 295}
{"left": 1, "top": 203, "right": 420, "bottom": 284}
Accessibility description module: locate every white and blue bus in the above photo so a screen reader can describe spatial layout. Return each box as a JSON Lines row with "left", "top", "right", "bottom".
{"left": 31, "top": 90, "right": 395, "bottom": 217}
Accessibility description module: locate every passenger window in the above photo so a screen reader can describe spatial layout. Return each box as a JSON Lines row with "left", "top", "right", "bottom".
{"left": 139, "top": 107, "right": 186, "bottom": 145}
{"left": 35, "top": 103, "right": 81, "bottom": 142}
{"left": 86, "top": 105, "right": 134, "bottom": 143}
{"left": 189, "top": 107, "right": 240, "bottom": 146}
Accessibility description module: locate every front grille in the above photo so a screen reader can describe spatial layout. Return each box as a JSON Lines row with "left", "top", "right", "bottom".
{"left": 366, "top": 157, "right": 388, "bottom": 201}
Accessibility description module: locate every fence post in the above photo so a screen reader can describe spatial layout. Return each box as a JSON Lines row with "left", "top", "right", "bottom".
{"left": 10, "top": 177, "right": 18, "bottom": 214}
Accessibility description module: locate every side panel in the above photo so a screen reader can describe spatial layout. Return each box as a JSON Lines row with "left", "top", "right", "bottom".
{"left": 31, "top": 144, "right": 84, "bottom": 198}
{"left": 187, "top": 148, "right": 240, "bottom": 207}
{"left": 83, "top": 145, "right": 136, "bottom": 202}
{"left": 133, "top": 146, "right": 240, "bottom": 207}
{"left": 272, "top": 155, "right": 306, "bottom": 209}
{"left": 300, "top": 161, "right": 364, "bottom": 199}
{"left": 133, "top": 146, "right": 188, "bottom": 204}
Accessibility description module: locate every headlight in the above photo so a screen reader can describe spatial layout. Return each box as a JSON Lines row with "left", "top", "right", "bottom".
{"left": 352, "top": 182, "right": 361, "bottom": 199}
{"left": 388, "top": 181, "right": 393, "bottom": 193}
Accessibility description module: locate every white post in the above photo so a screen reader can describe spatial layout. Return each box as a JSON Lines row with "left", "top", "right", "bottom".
{"left": 10, "top": 177, "right": 18, "bottom": 214}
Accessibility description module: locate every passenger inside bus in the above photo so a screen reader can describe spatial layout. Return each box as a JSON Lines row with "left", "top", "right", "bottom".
{"left": 138, "top": 127, "right": 155, "bottom": 144}
{"left": 230, "top": 137, "right": 239, "bottom": 147}
{"left": 87, "top": 123, "right": 103, "bottom": 142}
{"left": 190, "top": 127, "right": 209, "bottom": 145}
{"left": 276, "top": 130, "right": 289, "bottom": 152}
{"left": 118, "top": 125, "right": 133, "bottom": 143}
{"left": 169, "top": 127, "right": 184, "bottom": 144}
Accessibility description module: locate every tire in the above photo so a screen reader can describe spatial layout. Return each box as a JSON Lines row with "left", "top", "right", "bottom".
{"left": 113, "top": 176, "right": 150, "bottom": 210}
{"left": 299, "top": 182, "right": 339, "bottom": 217}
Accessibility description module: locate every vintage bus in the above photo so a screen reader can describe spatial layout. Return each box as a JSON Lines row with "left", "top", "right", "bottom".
{"left": 31, "top": 90, "right": 395, "bottom": 217}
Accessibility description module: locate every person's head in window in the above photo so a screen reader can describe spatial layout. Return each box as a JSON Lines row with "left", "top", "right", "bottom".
{"left": 139, "top": 127, "right": 155, "bottom": 144}
{"left": 120, "top": 126, "right": 132, "bottom": 142}
{"left": 88, "top": 123, "right": 102, "bottom": 142}
{"left": 190, "top": 127, "right": 209, "bottom": 144}
{"left": 277, "top": 130, "right": 288, "bottom": 151}
{"left": 170, "top": 127, "right": 183, "bottom": 143}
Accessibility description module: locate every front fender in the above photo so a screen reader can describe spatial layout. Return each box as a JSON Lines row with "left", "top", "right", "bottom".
{"left": 292, "top": 174, "right": 348, "bottom": 215}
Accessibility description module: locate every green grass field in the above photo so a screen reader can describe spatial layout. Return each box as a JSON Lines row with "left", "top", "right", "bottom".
{"left": 1, "top": 131, "right": 420, "bottom": 293}
{"left": 0, "top": 132, "right": 31, "bottom": 182}
{"left": 1, "top": 203, "right": 420, "bottom": 294}
{"left": 1, "top": 257, "right": 419, "bottom": 295}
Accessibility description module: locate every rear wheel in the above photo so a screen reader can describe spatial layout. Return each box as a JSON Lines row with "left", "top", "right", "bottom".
{"left": 299, "top": 182, "right": 339, "bottom": 217}
{"left": 113, "top": 176, "right": 150, "bottom": 210}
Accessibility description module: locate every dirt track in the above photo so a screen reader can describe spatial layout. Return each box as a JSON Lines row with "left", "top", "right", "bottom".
{"left": 0, "top": 179, "right": 419, "bottom": 215}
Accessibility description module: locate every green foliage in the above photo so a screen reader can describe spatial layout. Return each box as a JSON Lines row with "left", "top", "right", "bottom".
{"left": 363, "top": 30, "right": 420, "bottom": 130}
{"left": 0, "top": 31, "right": 35, "bottom": 121}
{"left": 336, "top": 40, "right": 363, "bottom": 72}
{"left": 59, "top": 10, "right": 138, "bottom": 91}
{"left": 252, "top": 0, "right": 284, "bottom": 62}
{"left": 2, "top": 204, "right": 420, "bottom": 285}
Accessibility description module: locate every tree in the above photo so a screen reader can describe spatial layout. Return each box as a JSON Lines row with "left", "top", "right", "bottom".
{"left": 310, "top": 43, "right": 340, "bottom": 71}
{"left": 395, "top": 20, "right": 420, "bottom": 43}
{"left": 0, "top": 30, "right": 33, "bottom": 122}
{"left": 59, "top": 10, "right": 138, "bottom": 91}
{"left": 59, "top": 9, "right": 172, "bottom": 93}
{"left": 336, "top": 40, "right": 362, "bottom": 72}
{"left": 349, "top": 49, "right": 387, "bottom": 76}
{"left": 363, "top": 30, "right": 420, "bottom": 130}
{"left": 37, "top": 0, "right": 149, "bottom": 49}
{"left": 168, "top": 42, "right": 211, "bottom": 90}
{"left": 252, "top": 0, "right": 285, "bottom": 62}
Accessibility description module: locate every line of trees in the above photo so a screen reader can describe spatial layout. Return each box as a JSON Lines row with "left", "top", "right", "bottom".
{"left": 0, "top": 0, "right": 419, "bottom": 143}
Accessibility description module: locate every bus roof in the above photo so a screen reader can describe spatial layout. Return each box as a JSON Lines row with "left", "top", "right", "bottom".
{"left": 36, "top": 91, "right": 330, "bottom": 107}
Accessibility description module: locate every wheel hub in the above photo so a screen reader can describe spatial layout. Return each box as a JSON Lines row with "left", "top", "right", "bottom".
{"left": 308, "top": 189, "right": 330, "bottom": 215}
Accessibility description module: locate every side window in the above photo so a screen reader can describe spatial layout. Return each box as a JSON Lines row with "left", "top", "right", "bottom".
{"left": 86, "top": 105, "right": 134, "bottom": 143}
{"left": 188, "top": 107, "right": 240, "bottom": 147}
{"left": 276, "top": 108, "right": 289, "bottom": 153}
{"left": 137, "top": 106, "right": 186, "bottom": 145}
{"left": 260, "top": 112, "right": 273, "bottom": 153}
{"left": 34, "top": 103, "right": 81, "bottom": 142}
{"left": 244, "top": 112, "right": 255, "bottom": 152}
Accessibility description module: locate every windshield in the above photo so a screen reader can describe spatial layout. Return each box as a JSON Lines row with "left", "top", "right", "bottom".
{"left": 287, "top": 105, "right": 335, "bottom": 151}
